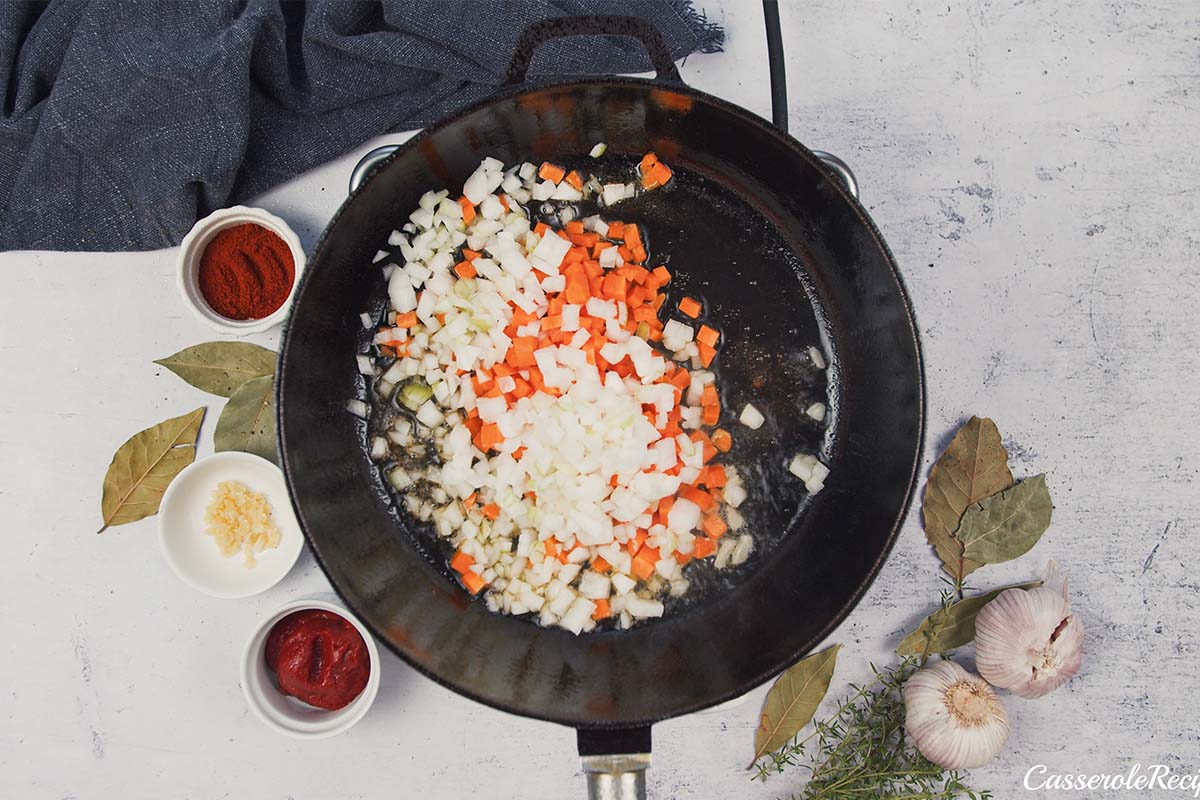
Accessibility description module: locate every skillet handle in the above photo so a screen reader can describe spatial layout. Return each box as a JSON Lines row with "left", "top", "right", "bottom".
{"left": 578, "top": 727, "right": 651, "bottom": 800}
{"left": 504, "top": 16, "right": 683, "bottom": 86}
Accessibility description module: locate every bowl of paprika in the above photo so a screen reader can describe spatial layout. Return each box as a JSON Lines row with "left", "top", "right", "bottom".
{"left": 177, "top": 206, "right": 305, "bottom": 334}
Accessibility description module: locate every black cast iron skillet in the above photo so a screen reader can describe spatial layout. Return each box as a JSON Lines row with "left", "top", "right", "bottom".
{"left": 277, "top": 13, "right": 923, "bottom": 798}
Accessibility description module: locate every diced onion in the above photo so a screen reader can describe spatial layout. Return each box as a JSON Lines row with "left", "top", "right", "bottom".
{"left": 738, "top": 403, "right": 765, "bottom": 430}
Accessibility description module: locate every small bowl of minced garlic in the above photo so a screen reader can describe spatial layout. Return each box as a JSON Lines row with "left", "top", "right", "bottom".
{"left": 158, "top": 451, "right": 303, "bottom": 598}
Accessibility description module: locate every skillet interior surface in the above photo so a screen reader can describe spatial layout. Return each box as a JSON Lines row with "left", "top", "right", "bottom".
{"left": 277, "top": 78, "right": 923, "bottom": 727}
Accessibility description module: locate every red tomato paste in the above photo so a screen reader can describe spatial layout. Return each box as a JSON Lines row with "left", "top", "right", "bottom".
{"left": 265, "top": 610, "right": 370, "bottom": 710}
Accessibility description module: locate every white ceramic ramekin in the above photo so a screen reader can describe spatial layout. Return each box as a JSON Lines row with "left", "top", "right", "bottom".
{"left": 241, "top": 596, "right": 381, "bottom": 739}
{"left": 157, "top": 451, "right": 304, "bottom": 599}
{"left": 176, "top": 205, "right": 305, "bottom": 335}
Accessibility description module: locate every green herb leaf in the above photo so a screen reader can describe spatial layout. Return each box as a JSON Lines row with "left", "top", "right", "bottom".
{"left": 751, "top": 644, "right": 840, "bottom": 765}
{"left": 214, "top": 375, "right": 277, "bottom": 463}
{"left": 98, "top": 407, "right": 205, "bottom": 533}
{"left": 897, "top": 581, "right": 1043, "bottom": 657}
{"left": 154, "top": 341, "right": 276, "bottom": 398}
{"left": 923, "top": 416, "right": 1013, "bottom": 582}
{"left": 959, "top": 474, "right": 1053, "bottom": 566}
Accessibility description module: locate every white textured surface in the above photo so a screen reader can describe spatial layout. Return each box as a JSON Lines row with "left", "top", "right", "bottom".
{"left": 3, "top": 2, "right": 1197, "bottom": 798}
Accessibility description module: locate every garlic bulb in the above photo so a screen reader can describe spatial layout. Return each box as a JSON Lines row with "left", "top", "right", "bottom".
{"left": 975, "top": 562, "right": 1083, "bottom": 699}
{"left": 904, "top": 660, "right": 1009, "bottom": 769}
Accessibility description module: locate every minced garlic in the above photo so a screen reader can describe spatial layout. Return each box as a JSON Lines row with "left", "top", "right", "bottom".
{"left": 204, "top": 480, "right": 281, "bottom": 567}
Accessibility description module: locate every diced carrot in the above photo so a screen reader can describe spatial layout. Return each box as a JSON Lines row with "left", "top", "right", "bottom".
{"left": 461, "top": 571, "right": 487, "bottom": 594}
{"left": 624, "top": 224, "right": 643, "bottom": 253}
{"left": 678, "top": 296, "right": 702, "bottom": 318}
{"left": 669, "top": 369, "right": 690, "bottom": 389}
{"left": 453, "top": 261, "right": 477, "bottom": 279}
{"left": 711, "top": 428, "right": 732, "bottom": 452}
{"left": 696, "top": 324, "right": 719, "bottom": 347}
{"left": 701, "top": 404, "right": 720, "bottom": 426}
{"left": 632, "top": 306, "right": 658, "bottom": 323}
{"left": 565, "top": 220, "right": 585, "bottom": 235}
{"left": 601, "top": 273, "right": 628, "bottom": 301}
{"left": 463, "top": 492, "right": 477, "bottom": 507}
{"left": 607, "top": 221, "right": 625, "bottom": 240}
{"left": 642, "top": 161, "right": 673, "bottom": 190}
{"left": 693, "top": 538, "right": 716, "bottom": 559}
{"left": 591, "top": 555, "right": 611, "bottom": 573}
{"left": 702, "top": 514, "right": 728, "bottom": 539}
{"left": 481, "top": 503, "right": 500, "bottom": 520}
{"left": 704, "top": 465, "right": 727, "bottom": 488}
{"left": 543, "top": 538, "right": 558, "bottom": 558}
{"left": 674, "top": 551, "right": 693, "bottom": 565}
{"left": 679, "top": 484, "right": 715, "bottom": 511}
{"left": 592, "top": 598, "right": 611, "bottom": 619}
{"left": 697, "top": 342, "right": 716, "bottom": 367}
{"left": 499, "top": 194, "right": 510, "bottom": 211}
{"left": 450, "top": 550, "right": 475, "bottom": 574}
{"left": 394, "top": 310, "right": 418, "bottom": 328}
{"left": 506, "top": 336, "right": 539, "bottom": 368}
{"left": 475, "top": 423, "right": 504, "bottom": 452}
{"left": 639, "top": 152, "right": 659, "bottom": 173}
{"left": 700, "top": 384, "right": 719, "bottom": 407}
{"left": 631, "top": 546, "right": 660, "bottom": 580}
{"left": 462, "top": 248, "right": 481, "bottom": 261}
{"left": 564, "top": 263, "right": 590, "bottom": 304}
{"left": 570, "top": 232, "right": 600, "bottom": 248}
{"left": 648, "top": 265, "right": 671, "bottom": 288}
{"left": 458, "top": 196, "right": 476, "bottom": 224}
{"left": 534, "top": 221, "right": 551, "bottom": 236}
{"left": 538, "top": 162, "right": 566, "bottom": 183}
{"left": 565, "top": 170, "right": 584, "bottom": 190}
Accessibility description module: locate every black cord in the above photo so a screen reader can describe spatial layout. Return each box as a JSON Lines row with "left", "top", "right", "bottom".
{"left": 762, "top": 0, "right": 788, "bottom": 133}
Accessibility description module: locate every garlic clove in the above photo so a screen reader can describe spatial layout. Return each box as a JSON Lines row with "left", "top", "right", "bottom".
{"left": 904, "top": 660, "right": 1009, "bottom": 770}
{"left": 975, "top": 582, "right": 1084, "bottom": 699}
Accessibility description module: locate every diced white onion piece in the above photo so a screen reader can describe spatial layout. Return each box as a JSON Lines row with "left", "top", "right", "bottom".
{"left": 589, "top": 142, "right": 607, "bottom": 158}
{"left": 360, "top": 312, "right": 374, "bottom": 329}
{"left": 370, "top": 437, "right": 388, "bottom": 460}
{"left": 739, "top": 403, "right": 765, "bottom": 430}
{"left": 808, "top": 345, "right": 827, "bottom": 369}
{"left": 730, "top": 534, "right": 754, "bottom": 566}
{"left": 416, "top": 400, "right": 444, "bottom": 427}
{"left": 388, "top": 268, "right": 417, "bottom": 313}
{"left": 346, "top": 399, "right": 369, "bottom": 418}
{"left": 806, "top": 402, "right": 826, "bottom": 422}
{"left": 356, "top": 355, "right": 374, "bottom": 375}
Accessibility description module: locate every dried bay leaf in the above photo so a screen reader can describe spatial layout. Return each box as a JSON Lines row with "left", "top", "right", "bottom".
{"left": 215, "top": 375, "right": 277, "bottom": 463}
{"left": 154, "top": 341, "right": 276, "bottom": 398}
{"left": 98, "top": 407, "right": 205, "bottom": 533}
{"left": 896, "top": 581, "right": 1043, "bottom": 657}
{"left": 923, "top": 416, "right": 1013, "bottom": 581}
{"left": 959, "top": 474, "right": 1053, "bottom": 566}
{"left": 751, "top": 644, "right": 841, "bottom": 765}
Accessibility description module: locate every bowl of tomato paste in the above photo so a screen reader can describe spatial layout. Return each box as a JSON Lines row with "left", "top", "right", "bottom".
{"left": 241, "top": 596, "right": 380, "bottom": 739}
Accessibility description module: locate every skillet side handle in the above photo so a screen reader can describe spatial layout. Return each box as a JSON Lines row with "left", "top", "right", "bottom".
{"left": 578, "top": 727, "right": 652, "bottom": 800}
{"left": 504, "top": 16, "right": 683, "bottom": 86}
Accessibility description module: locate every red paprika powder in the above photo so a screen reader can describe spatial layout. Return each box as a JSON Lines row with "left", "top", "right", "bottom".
{"left": 198, "top": 223, "right": 295, "bottom": 320}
